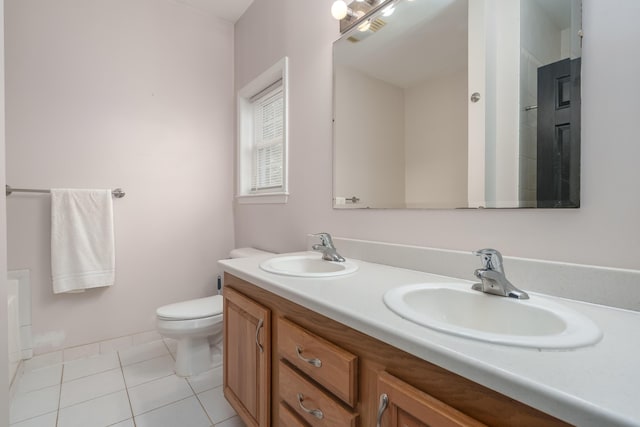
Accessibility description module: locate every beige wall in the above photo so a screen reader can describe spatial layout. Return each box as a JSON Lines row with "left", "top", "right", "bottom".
{"left": 5, "top": 0, "right": 235, "bottom": 353}
{"left": 404, "top": 71, "right": 468, "bottom": 208}
{"left": 234, "top": 0, "right": 640, "bottom": 273}
{"left": 335, "top": 66, "right": 467, "bottom": 209}
{"left": 334, "top": 65, "right": 405, "bottom": 208}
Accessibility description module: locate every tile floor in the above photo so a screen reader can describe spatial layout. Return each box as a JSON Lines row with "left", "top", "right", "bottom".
{"left": 10, "top": 339, "right": 246, "bottom": 427}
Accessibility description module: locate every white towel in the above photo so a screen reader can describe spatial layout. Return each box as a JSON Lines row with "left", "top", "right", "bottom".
{"left": 51, "top": 189, "right": 115, "bottom": 294}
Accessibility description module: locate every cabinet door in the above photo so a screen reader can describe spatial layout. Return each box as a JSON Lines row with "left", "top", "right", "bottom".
{"left": 224, "top": 287, "right": 271, "bottom": 427}
{"left": 376, "top": 371, "right": 486, "bottom": 427}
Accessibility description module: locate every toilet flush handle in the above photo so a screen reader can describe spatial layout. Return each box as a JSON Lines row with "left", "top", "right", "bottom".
{"left": 255, "top": 319, "right": 264, "bottom": 353}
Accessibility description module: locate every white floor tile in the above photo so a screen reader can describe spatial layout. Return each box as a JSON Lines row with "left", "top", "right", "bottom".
{"left": 63, "top": 352, "right": 120, "bottom": 382}
{"left": 23, "top": 352, "right": 63, "bottom": 373}
{"left": 10, "top": 384, "right": 60, "bottom": 424}
{"left": 63, "top": 343, "right": 100, "bottom": 362}
{"left": 215, "top": 416, "right": 246, "bottom": 427}
{"left": 119, "top": 340, "right": 169, "bottom": 366}
{"left": 198, "top": 386, "right": 237, "bottom": 424}
{"left": 132, "top": 331, "right": 162, "bottom": 345}
{"left": 13, "top": 340, "right": 233, "bottom": 427}
{"left": 128, "top": 374, "right": 194, "bottom": 415}
{"left": 107, "top": 420, "right": 134, "bottom": 427}
{"left": 16, "top": 364, "right": 62, "bottom": 394}
{"left": 187, "top": 366, "right": 222, "bottom": 394}
{"left": 134, "top": 396, "right": 211, "bottom": 427}
{"left": 99, "top": 336, "right": 133, "bottom": 354}
{"left": 59, "top": 368, "right": 125, "bottom": 408}
{"left": 57, "top": 390, "right": 132, "bottom": 427}
{"left": 8, "top": 411, "right": 57, "bottom": 427}
{"left": 122, "top": 354, "right": 175, "bottom": 388}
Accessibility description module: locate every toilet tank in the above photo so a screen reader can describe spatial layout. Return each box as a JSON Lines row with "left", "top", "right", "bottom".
{"left": 221, "top": 248, "right": 273, "bottom": 292}
{"left": 229, "top": 248, "right": 273, "bottom": 258}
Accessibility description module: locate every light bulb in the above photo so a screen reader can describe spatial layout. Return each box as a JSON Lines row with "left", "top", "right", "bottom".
{"left": 358, "top": 19, "right": 371, "bottom": 32}
{"left": 331, "top": 0, "right": 348, "bottom": 20}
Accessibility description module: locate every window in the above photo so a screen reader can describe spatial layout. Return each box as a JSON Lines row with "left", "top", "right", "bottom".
{"left": 252, "top": 87, "right": 283, "bottom": 191}
{"left": 237, "top": 57, "right": 289, "bottom": 204}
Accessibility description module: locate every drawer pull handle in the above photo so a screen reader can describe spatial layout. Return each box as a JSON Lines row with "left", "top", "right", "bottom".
{"left": 255, "top": 319, "right": 264, "bottom": 353}
{"left": 376, "top": 393, "right": 389, "bottom": 427}
{"left": 297, "top": 393, "right": 324, "bottom": 419}
{"left": 295, "top": 346, "right": 322, "bottom": 368}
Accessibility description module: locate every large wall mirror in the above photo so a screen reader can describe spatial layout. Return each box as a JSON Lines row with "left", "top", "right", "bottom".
{"left": 333, "top": 0, "right": 582, "bottom": 209}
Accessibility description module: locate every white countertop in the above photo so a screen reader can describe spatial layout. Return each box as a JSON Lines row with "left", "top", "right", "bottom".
{"left": 219, "top": 251, "right": 640, "bottom": 427}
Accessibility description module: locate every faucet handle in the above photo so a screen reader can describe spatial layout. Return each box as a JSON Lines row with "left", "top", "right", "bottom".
{"left": 472, "top": 248, "right": 504, "bottom": 273}
{"left": 313, "top": 232, "right": 335, "bottom": 248}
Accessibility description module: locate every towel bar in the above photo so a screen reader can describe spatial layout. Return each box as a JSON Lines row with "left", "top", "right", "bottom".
{"left": 5, "top": 185, "right": 125, "bottom": 198}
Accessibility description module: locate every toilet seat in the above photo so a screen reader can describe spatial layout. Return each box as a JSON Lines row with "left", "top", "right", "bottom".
{"left": 156, "top": 314, "right": 222, "bottom": 333}
{"left": 156, "top": 295, "right": 223, "bottom": 321}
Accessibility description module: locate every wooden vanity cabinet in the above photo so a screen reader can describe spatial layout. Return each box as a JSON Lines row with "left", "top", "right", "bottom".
{"left": 376, "top": 371, "right": 486, "bottom": 427}
{"left": 223, "top": 286, "right": 271, "bottom": 427}
{"left": 223, "top": 273, "right": 571, "bottom": 427}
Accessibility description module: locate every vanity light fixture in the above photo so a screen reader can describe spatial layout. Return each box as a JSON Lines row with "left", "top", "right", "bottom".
{"left": 331, "top": 0, "right": 348, "bottom": 20}
{"left": 332, "top": 0, "right": 392, "bottom": 33}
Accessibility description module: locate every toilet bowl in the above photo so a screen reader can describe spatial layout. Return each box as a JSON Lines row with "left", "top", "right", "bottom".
{"left": 156, "top": 247, "right": 272, "bottom": 377}
{"left": 156, "top": 296, "right": 223, "bottom": 377}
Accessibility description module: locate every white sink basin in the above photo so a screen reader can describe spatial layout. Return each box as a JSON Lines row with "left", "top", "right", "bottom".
{"left": 259, "top": 254, "right": 358, "bottom": 277}
{"left": 384, "top": 283, "right": 603, "bottom": 349}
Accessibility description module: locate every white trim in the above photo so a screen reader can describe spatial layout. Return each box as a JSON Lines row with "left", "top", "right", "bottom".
{"left": 237, "top": 57, "right": 289, "bottom": 203}
{"left": 236, "top": 193, "right": 289, "bottom": 204}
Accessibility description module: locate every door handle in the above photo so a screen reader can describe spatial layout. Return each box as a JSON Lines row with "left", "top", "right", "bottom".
{"left": 297, "top": 393, "right": 324, "bottom": 419}
{"left": 376, "top": 393, "right": 389, "bottom": 427}
{"left": 255, "top": 319, "right": 264, "bottom": 353}
{"left": 295, "top": 346, "right": 322, "bottom": 367}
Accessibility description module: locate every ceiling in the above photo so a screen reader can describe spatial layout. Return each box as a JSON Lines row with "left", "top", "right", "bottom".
{"left": 172, "top": 0, "right": 255, "bottom": 23}
{"left": 335, "top": 0, "right": 468, "bottom": 88}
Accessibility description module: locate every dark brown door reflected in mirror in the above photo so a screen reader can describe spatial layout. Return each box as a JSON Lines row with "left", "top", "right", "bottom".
{"left": 537, "top": 58, "right": 581, "bottom": 208}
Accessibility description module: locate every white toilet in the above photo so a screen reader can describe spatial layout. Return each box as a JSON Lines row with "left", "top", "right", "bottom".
{"left": 156, "top": 247, "right": 272, "bottom": 377}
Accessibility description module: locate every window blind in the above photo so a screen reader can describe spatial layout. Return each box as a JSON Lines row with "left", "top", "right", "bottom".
{"left": 251, "top": 88, "right": 284, "bottom": 192}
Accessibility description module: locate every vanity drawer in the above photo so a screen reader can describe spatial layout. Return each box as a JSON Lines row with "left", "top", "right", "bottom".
{"left": 279, "top": 402, "right": 311, "bottom": 427}
{"left": 279, "top": 361, "right": 358, "bottom": 427}
{"left": 278, "top": 317, "right": 358, "bottom": 407}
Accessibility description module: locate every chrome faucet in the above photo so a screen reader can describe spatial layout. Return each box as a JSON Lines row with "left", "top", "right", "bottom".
{"left": 472, "top": 248, "right": 529, "bottom": 299}
{"left": 312, "top": 233, "right": 346, "bottom": 262}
